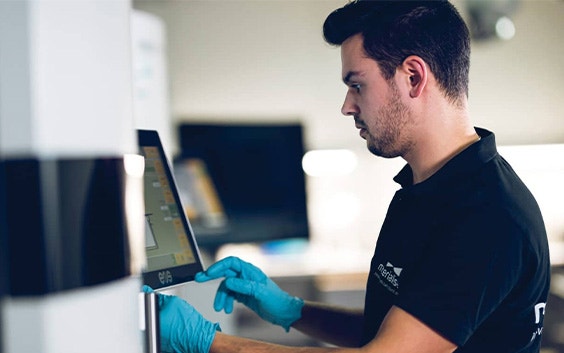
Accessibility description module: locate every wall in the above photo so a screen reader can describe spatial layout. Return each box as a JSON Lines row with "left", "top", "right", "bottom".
{"left": 133, "top": 0, "right": 564, "bottom": 151}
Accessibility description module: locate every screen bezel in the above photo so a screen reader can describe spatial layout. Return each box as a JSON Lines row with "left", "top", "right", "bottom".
{"left": 137, "top": 129, "right": 204, "bottom": 289}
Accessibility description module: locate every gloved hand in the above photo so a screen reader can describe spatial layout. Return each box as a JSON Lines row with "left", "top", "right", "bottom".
{"left": 142, "top": 286, "right": 221, "bottom": 353}
{"left": 194, "top": 256, "right": 304, "bottom": 332}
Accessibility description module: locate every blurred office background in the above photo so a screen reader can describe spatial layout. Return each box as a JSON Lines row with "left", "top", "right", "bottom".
{"left": 131, "top": 1, "right": 564, "bottom": 351}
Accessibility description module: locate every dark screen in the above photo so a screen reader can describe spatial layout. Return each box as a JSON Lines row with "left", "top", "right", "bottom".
{"left": 177, "top": 122, "right": 309, "bottom": 249}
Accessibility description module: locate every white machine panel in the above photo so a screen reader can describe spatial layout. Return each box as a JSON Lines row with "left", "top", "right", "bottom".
{"left": 0, "top": 0, "right": 136, "bottom": 158}
{"left": 1, "top": 278, "right": 143, "bottom": 353}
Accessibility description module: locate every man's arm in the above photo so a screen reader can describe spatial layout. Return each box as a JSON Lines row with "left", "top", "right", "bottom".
{"left": 291, "top": 301, "right": 364, "bottom": 347}
{"left": 209, "top": 306, "right": 457, "bottom": 353}
{"left": 210, "top": 332, "right": 338, "bottom": 353}
{"left": 192, "top": 257, "right": 457, "bottom": 352}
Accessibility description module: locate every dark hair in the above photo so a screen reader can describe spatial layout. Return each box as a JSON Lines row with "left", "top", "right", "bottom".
{"left": 323, "top": 0, "right": 471, "bottom": 104}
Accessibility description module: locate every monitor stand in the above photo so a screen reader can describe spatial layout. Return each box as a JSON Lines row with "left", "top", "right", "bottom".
{"left": 142, "top": 291, "right": 161, "bottom": 353}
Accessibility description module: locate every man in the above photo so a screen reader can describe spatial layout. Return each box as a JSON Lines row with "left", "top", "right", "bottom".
{"left": 149, "top": 1, "right": 551, "bottom": 352}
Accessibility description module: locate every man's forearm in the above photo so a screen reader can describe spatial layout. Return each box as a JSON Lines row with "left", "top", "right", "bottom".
{"left": 291, "top": 301, "right": 364, "bottom": 347}
{"left": 209, "top": 305, "right": 458, "bottom": 353}
{"left": 209, "top": 332, "right": 358, "bottom": 353}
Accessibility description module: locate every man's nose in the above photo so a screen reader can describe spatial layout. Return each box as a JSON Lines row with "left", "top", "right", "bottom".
{"left": 341, "top": 92, "right": 358, "bottom": 117}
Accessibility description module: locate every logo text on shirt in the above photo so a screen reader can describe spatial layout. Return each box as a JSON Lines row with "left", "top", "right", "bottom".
{"left": 374, "top": 262, "right": 403, "bottom": 296}
{"left": 530, "top": 302, "right": 546, "bottom": 342}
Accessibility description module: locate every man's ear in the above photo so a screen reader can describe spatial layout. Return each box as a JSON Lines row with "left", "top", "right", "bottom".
{"left": 400, "top": 55, "right": 427, "bottom": 98}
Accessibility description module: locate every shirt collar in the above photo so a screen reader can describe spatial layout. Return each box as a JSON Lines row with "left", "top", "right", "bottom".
{"left": 393, "top": 127, "right": 498, "bottom": 192}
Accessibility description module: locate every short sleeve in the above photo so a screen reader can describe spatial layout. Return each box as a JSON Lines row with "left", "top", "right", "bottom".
{"left": 395, "top": 208, "right": 525, "bottom": 346}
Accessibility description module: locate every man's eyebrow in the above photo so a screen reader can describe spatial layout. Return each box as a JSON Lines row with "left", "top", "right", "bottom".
{"left": 343, "top": 71, "right": 360, "bottom": 85}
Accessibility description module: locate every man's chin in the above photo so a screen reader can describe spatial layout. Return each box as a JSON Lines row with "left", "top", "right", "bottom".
{"left": 367, "top": 144, "right": 397, "bottom": 159}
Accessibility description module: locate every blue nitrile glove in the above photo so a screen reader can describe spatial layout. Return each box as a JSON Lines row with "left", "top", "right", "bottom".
{"left": 142, "top": 286, "right": 221, "bottom": 353}
{"left": 194, "top": 256, "right": 304, "bottom": 332}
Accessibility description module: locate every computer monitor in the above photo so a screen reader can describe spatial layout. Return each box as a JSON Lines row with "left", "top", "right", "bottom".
{"left": 176, "top": 122, "right": 310, "bottom": 251}
{"left": 137, "top": 129, "right": 204, "bottom": 289}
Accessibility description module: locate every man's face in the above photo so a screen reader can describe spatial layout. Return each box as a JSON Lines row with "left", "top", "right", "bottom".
{"left": 340, "top": 34, "right": 413, "bottom": 158}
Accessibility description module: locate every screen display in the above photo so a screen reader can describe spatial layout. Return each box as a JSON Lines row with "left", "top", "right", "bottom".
{"left": 138, "top": 130, "right": 204, "bottom": 289}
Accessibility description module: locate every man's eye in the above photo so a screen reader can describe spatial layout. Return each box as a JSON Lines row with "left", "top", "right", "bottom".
{"left": 351, "top": 84, "right": 361, "bottom": 92}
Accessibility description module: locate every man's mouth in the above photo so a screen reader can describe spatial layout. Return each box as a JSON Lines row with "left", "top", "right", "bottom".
{"left": 354, "top": 118, "right": 367, "bottom": 138}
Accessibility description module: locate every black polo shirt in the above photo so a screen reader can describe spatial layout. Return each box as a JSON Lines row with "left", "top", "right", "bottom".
{"left": 361, "top": 128, "right": 551, "bottom": 352}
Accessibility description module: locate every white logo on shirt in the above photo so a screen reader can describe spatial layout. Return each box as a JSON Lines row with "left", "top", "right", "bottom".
{"left": 534, "top": 302, "right": 546, "bottom": 324}
{"left": 374, "top": 262, "right": 403, "bottom": 295}
{"left": 530, "top": 302, "right": 546, "bottom": 342}
{"left": 386, "top": 262, "right": 403, "bottom": 276}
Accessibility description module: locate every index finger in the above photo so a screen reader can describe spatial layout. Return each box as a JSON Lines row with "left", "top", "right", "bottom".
{"left": 195, "top": 256, "right": 243, "bottom": 282}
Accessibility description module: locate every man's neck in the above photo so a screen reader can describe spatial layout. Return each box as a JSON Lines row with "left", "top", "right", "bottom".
{"left": 411, "top": 132, "right": 480, "bottom": 184}
{"left": 404, "top": 114, "right": 479, "bottom": 185}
